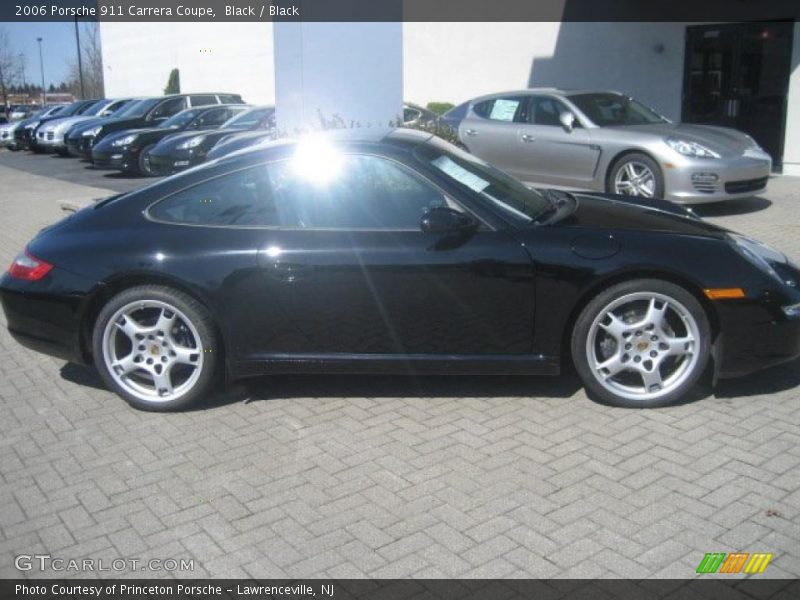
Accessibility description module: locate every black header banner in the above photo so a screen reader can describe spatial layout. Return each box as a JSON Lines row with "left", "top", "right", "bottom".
{"left": 3, "top": 0, "right": 800, "bottom": 23}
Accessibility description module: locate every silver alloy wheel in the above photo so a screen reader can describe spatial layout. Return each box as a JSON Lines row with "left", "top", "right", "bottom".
{"left": 585, "top": 292, "right": 701, "bottom": 402}
{"left": 101, "top": 300, "right": 204, "bottom": 403}
{"left": 614, "top": 161, "right": 656, "bottom": 197}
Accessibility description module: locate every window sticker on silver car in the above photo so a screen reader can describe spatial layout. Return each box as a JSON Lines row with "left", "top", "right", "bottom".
{"left": 488, "top": 99, "right": 520, "bottom": 121}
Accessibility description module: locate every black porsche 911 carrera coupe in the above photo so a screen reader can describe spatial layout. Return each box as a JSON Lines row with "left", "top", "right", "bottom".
{"left": 2, "top": 129, "right": 799, "bottom": 411}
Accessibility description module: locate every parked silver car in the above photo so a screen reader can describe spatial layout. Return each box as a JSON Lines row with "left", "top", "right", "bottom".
{"left": 457, "top": 89, "right": 772, "bottom": 203}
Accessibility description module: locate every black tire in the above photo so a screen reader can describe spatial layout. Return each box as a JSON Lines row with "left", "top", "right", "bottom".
{"left": 606, "top": 152, "right": 665, "bottom": 199}
{"left": 136, "top": 144, "right": 156, "bottom": 176}
{"left": 571, "top": 279, "right": 711, "bottom": 408}
{"left": 92, "top": 285, "right": 220, "bottom": 411}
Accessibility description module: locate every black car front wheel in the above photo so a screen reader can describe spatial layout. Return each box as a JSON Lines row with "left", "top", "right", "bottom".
{"left": 92, "top": 285, "right": 219, "bottom": 411}
{"left": 136, "top": 144, "right": 156, "bottom": 176}
{"left": 572, "top": 279, "right": 711, "bottom": 408}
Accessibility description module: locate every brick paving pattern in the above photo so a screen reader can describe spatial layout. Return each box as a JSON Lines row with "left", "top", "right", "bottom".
{"left": 0, "top": 157, "right": 798, "bottom": 579}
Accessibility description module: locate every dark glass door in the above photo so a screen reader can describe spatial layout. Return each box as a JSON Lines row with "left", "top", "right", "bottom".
{"left": 682, "top": 22, "right": 793, "bottom": 167}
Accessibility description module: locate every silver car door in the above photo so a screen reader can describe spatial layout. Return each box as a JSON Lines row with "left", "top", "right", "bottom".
{"left": 515, "top": 95, "right": 601, "bottom": 187}
{"left": 459, "top": 96, "right": 529, "bottom": 181}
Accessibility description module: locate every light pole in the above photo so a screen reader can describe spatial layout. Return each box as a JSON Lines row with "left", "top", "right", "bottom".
{"left": 74, "top": 18, "right": 85, "bottom": 98}
{"left": 36, "top": 37, "right": 45, "bottom": 106}
{"left": 19, "top": 53, "right": 26, "bottom": 88}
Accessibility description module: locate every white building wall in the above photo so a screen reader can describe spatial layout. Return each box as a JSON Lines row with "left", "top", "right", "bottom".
{"left": 100, "top": 22, "right": 275, "bottom": 104}
{"left": 403, "top": 22, "right": 687, "bottom": 119}
{"left": 273, "top": 22, "right": 403, "bottom": 132}
{"left": 100, "top": 21, "right": 796, "bottom": 169}
{"left": 782, "top": 22, "right": 800, "bottom": 176}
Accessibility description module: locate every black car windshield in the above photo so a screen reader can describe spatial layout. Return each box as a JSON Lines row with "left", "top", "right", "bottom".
{"left": 114, "top": 98, "right": 159, "bottom": 118}
{"left": 567, "top": 93, "right": 668, "bottom": 126}
{"left": 57, "top": 102, "right": 87, "bottom": 117}
{"left": 160, "top": 108, "right": 204, "bottom": 129}
{"left": 413, "top": 138, "right": 549, "bottom": 222}
{"left": 83, "top": 100, "right": 111, "bottom": 116}
{"left": 223, "top": 107, "right": 274, "bottom": 129}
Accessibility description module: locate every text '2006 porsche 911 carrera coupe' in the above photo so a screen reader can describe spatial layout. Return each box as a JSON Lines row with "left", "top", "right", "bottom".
{"left": 2, "top": 129, "right": 799, "bottom": 411}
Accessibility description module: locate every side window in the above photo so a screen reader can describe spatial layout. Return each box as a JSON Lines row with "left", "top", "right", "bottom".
{"left": 149, "top": 155, "right": 452, "bottom": 230}
{"left": 189, "top": 95, "right": 218, "bottom": 107}
{"left": 104, "top": 100, "right": 127, "bottom": 114}
{"left": 218, "top": 94, "right": 243, "bottom": 104}
{"left": 444, "top": 101, "right": 469, "bottom": 120}
{"left": 403, "top": 108, "right": 421, "bottom": 123}
{"left": 150, "top": 97, "right": 186, "bottom": 120}
{"left": 528, "top": 96, "right": 572, "bottom": 126}
{"left": 472, "top": 97, "right": 525, "bottom": 122}
{"left": 270, "top": 155, "right": 450, "bottom": 230}
{"left": 149, "top": 166, "right": 292, "bottom": 227}
{"left": 194, "top": 108, "right": 229, "bottom": 128}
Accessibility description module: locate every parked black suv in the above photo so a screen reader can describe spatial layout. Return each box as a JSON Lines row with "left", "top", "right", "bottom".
{"left": 64, "top": 93, "right": 244, "bottom": 159}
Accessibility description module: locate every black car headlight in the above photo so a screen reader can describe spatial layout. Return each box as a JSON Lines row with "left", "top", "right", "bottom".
{"left": 729, "top": 233, "right": 797, "bottom": 288}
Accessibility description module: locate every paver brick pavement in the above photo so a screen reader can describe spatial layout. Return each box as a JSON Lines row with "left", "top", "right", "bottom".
{"left": 0, "top": 159, "right": 798, "bottom": 579}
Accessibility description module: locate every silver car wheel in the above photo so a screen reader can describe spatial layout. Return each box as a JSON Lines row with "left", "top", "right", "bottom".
{"left": 614, "top": 161, "right": 656, "bottom": 197}
{"left": 101, "top": 300, "right": 204, "bottom": 403}
{"left": 585, "top": 292, "right": 701, "bottom": 402}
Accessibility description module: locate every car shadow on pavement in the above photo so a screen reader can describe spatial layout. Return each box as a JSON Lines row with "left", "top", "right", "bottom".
{"left": 58, "top": 358, "right": 799, "bottom": 410}
{"left": 692, "top": 196, "right": 772, "bottom": 217}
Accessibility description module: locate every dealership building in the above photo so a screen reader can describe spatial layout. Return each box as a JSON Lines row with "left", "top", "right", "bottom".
{"left": 99, "top": 21, "right": 800, "bottom": 175}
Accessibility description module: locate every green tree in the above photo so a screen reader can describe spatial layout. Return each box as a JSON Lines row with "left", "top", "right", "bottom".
{"left": 163, "top": 68, "right": 180, "bottom": 94}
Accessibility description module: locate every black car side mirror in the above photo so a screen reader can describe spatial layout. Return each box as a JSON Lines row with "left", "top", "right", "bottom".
{"left": 420, "top": 206, "right": 478, "bottom": 235}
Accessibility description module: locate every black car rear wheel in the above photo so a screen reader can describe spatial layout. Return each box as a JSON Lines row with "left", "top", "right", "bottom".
{"left": 92, "top": 285, "right": 219, "bottom": 411}
{"left": 571, "top": 279, "right": 711, "bottom": 408}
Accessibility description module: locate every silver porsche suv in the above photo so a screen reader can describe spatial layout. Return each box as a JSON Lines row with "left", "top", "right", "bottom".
{"left": 456, "top": 89, "right": 772, "bottom": 203}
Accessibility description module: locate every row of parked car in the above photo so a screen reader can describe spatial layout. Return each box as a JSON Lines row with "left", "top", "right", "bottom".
{"left": 1, "top": 89, "right": 772, "bottom": 204}
{"left": 0, "top": 93, "right": 280, "bottom": 176}
{"left": 0, "top": 94, "right": 442, "bottom": 178}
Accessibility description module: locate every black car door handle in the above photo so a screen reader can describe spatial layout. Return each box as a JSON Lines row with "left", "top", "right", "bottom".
{"left": 268, "top": 262, "right": 313, "bottom": 282}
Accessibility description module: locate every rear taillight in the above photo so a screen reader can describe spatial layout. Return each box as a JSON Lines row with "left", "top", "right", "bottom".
{"left": 8, "top": 250, "right": 53, "bottom": 281}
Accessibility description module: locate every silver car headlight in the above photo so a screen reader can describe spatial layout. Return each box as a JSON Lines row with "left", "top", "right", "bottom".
{"left": 111, "top": 134, "right": 138, "bottom": 147}
{"left": 177, "top": 135, "right": 205, "bottom": 150}
{"left": 729, "top": 233, "right": 793, "bottom": 286}
{"left": 665, "top": 137, "right": 720, "bottom": 159}
{"left": 83, "top": 125, "right": 102, "bottom": 137}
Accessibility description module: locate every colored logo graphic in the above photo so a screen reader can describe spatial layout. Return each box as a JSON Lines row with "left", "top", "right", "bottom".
{"left": 696, "top": 552, "right": 773, "bottom": 574}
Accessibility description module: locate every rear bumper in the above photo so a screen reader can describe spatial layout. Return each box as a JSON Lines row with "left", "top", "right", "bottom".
{"left": 0, "top": 271, "right": 96, "bottom": 365}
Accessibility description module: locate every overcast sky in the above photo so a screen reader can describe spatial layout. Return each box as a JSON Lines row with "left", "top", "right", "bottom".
{"left": 4, "top": 22, "right": 81, "bottom": 87}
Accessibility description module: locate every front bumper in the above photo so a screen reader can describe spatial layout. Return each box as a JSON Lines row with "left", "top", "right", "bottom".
{"left": 91, "top": 145, "right": 136, "bottom": 171}
{"left": 35, "top": 129, "right": 67, "bottom": 150}
{"left": 70, "top": 135, "right": 96, "bottom": 159}
{"left": 664, "top": 151, "right": 772, "bottom": 204}
{"left": 714, "top": 285, "right": 800, "bottom": 378}
{"left": 147, "top": 149, "right": 201, "bottom": 175}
